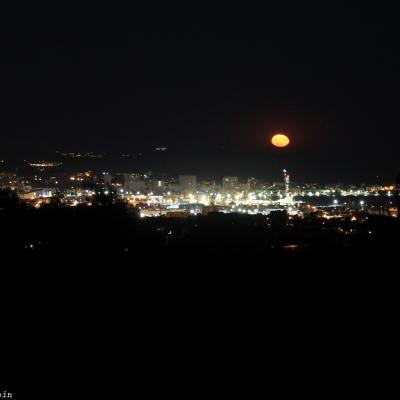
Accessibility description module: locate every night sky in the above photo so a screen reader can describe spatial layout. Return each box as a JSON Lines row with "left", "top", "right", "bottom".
{"left": 1, "top": 2, "right": 399, "bottom": 182}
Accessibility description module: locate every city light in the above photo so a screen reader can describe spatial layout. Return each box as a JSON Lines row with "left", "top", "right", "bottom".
{"left": 2, "top": 164, "right": 397, "bottom": 221}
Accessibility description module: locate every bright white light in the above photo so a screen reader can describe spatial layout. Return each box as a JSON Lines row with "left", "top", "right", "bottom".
{"left": 360, "top": 200, "right": 365, "bottom": 206}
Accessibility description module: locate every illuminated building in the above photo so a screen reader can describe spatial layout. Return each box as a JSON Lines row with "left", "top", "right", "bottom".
{"left": 222, "top": 176, "right": 239, "bottom": 193}
{"left": 279, "top": 169, "right": 294, "bottom": 206}
{"left": 0, "top": 172, "right": 18, "bottom": 189}
{"left": 283, "top": 169, "right": 290, "bottom": 197}
{"left": 149, "top": 179, "right": 166, "bottom": 194}
{"left": 124, "top": 173, "right": 146, "bottom": 193}
{"left": 247, "top": 177, "right": 258, "bottom": 191}
{"left": 179, "top": 175, "right": 197, "bottom": 195}
{"left": 28, "top": 161, "right": 63, "bottom": 168}
{"left": 103, "top": 172, "right": 113, "bottom": 187}
{"left": 17, "top": 180, "right": 31, "bottom": 194}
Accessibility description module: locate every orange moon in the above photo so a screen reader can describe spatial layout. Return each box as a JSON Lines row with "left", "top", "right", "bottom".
{"left": 271, "top": 133, "right": 290, "bottom": 148}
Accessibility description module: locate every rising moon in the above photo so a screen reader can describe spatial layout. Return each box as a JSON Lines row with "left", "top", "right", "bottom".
{"left": 271, "top": 133, "right": 290, "bottom": 148}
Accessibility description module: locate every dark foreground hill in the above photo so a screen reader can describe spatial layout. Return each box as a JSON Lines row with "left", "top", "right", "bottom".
{"left": 1, "top": 192, "right": 398, "bottom": 272}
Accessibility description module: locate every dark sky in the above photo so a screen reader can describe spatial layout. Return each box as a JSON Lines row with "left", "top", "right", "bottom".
{"left": 1, "top": 2, "right": 399, "bottom": 182}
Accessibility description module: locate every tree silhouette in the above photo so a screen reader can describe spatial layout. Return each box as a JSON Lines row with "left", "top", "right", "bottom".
{"left": 0, "top": 189, "right": 21, "bottom": 210}
{"left": 49, "top": 190, "right": 64, "bottom": 207}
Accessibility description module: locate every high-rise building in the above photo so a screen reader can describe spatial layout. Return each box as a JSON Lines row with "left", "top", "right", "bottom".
{"left": 103, "top": 172, "right": 113, "bottom": 187}
{"left": 149, "top": 179, "right": 166, "bottom": 194}
{"left": 247, "top": 177, "right": 258, "bottom": 191}
{"left": 124, "top": 173, "right": 146, "bottom": 193}
{"left": 222, "top": 176, "right": 239, "bottom": 194}
{"left": 179, "top": 175, "right": 197, "bottom": 195}
{"left": 282, "top": 169, "right": 294, "bottom": 205}
{"left": 283, "top": 169, "right": 290, "bottom": 197}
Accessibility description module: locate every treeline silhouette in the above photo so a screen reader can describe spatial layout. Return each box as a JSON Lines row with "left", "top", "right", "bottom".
{"left": 0, "top": 188, "right": 398, "bottom": 271}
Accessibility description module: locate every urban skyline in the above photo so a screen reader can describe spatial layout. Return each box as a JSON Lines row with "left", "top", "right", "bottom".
{"left": 1, "top": 2, "right": 399, "bottom": 268}
{"left": 2, "top": 159, "right": 397, "bottom": 220}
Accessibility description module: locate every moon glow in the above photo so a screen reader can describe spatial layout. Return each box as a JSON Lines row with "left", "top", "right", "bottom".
{"left": 271, "top": 134, "right": 290, "bottom": 148}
